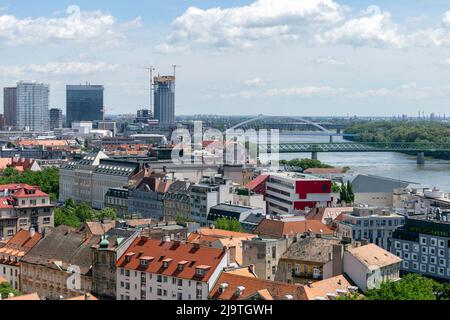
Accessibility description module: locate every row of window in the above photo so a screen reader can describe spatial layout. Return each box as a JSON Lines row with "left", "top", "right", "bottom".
{"left": 403, "top": 261, "right": 450, "bottom": 277}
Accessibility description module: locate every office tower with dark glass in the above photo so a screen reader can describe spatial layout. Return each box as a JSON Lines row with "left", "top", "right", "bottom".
{"left": 50, "top": 108, "right": 63, "bottom": 130}
{"left": 16, "top": 81, "right": 50, "bottom": 131}
{"left": 153, "top": 76, "right": 175, "bottom": 126}
{"left": 66, "top": 84, "right": 104, "bottom": 127}
{"left": 3, "top": 87, "right": 17, "bottom": 128}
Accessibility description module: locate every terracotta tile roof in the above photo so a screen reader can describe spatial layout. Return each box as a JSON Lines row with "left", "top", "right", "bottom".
{"left": 196, "top": 228, "right": 255, "bottom": 239}
{"left": 346, "top": 244, "right": 402, "bottom": 270}
{"left": 305, "top": 207, "right": 354, "bottom": 225}
{"left": 125, "top": 219, "right": 153, "bottom": 228}
{"left": 281, "top": 237, "right": 342, "bottom": 264}
{"left": 245, "top": 174, "right": 269, "bottom": 190}
{"left": 224, "top": 266, "right": 257, "bottom": 278}
{"left": 5, "top": 293, "right": 41, "bottom": 300}
{"left": 0, "top": 229, "right": 42, "bottom": 253}
{"left": 0, "top": 197, "right": 14, "bottom": 209}
{"left": 209, "top": 273, "right": 307, "bottom": 300}
{"left": 21, "top": 226, "right": 100, "bottom": 275}
{"left": 254, "top": 219, "right": 333, "bottom": 239}
{"left": 10, "top": 188, "right": 49, "bottom": 198}
{"left": 83, "top": 221, "right": 116, "bottom": 236}
{"left": 116, "top": 237, "right": 227, "bottom": 282}
{"left": 66, "top": 293, "right": 98, "bottom": 300}
{"left": 303, "top": 275, "right": 355, "bottom": 300}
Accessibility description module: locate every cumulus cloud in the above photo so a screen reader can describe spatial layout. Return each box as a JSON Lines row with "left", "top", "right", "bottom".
{"left": 313, "top": 55, "right": 350, "bottom": 65}
{"left": 0, "top": 61, "right": 119, "bottom": 77}
{"left": 158, "top": 0, "right": 346, "bottom": 51}
{"left": 352, "top": 83, "right": 450, "bottom": 100}
{"left": 0, "top": 5, "right": 140, "bottom": 46}
{"left": 318, "top": 6, "right": 407, "bottom": 48}
{"left": 243, "top": 77, "right": 266, "bottom": 87}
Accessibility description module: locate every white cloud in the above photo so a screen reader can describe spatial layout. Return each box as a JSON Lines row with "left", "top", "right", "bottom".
{"left": 265, "top": 86, "right": 344, "bottom": 97}
{"left": 158, "top": 0, "right": 346, "bottom": 51}
{"left": 313, "top": 55, "right": 350, "bottom": 65}
{"left": 243, "top": 77, "right": 266, "bottom": 87}
{"left": 318, "top": 6, "right": 407, "bottom": 48}
{"left": 352, "top": 83, "right": 450, "bottom": 100}
{"left": 0, "top": 61, "right": 119, "bottom": 77}
{"left": 0, "top": 5, "right": 140, "bottom": 46}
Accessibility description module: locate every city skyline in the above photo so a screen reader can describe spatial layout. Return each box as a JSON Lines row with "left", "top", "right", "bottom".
{"left": 1, "top": 1, "right": 450, "bottom": 116}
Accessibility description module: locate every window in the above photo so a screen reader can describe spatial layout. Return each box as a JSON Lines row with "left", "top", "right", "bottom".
{"left": 157, "top": 275, "right": 162, "bottom": 283}
{"left": 420, "top": 237, "right": 427, "bottom": 245}
{"left": 421, "top": 256, "right": 428, "bottom": 263}
{"left": 439, "top": 259, "right": 446, "bottom": 267}
{"left": 438, "top": 240, "right": 445, "bottom": 248}
{"left": 403, "top": 261, "right": 409, "bottom": 269}
{"left": 395, "top": 242, "right": 401, "bottom": 249}
{"left": 438, "top": 268, "right": 445, "bottom": 276}
{"left": 430, "top": 248, "right": 436, "bottom": 255}
{"left": 420, "top": 264, "right": 426, "bottom": 272}
{"left": 120, "top": 268, "right": 124, "bottom": 275}
{"left": 172, "top": 278, "right": 176, "bottom": 285}
{"left": 421, "top": 247, "right": 428, "bottom": 254}
{"left": 125, "top": 269, "right": 130, "bottom": 277}
{"left": 413, "top": 244, "right": 419, "bottom": 252}
{"left": 412, "top": 253, "right": 418, "bottom": 261}
{"left": 157, "top": 289, "right": 162, "bottom": 296}
{"left": 412, "top": 262, "right": 419, "bottom": 270}
{"left": 438, "top": 249, "right": 445, "bottom": 257}
{"left": 430, "top": 238, "right": 437, "bottom": 246}
{"left": 403, "top": 243, "right": 409, "bottom": 251}
{"left": 177, "top": 292, "right": 183, "bottom": 300}
{"left": 404, "top": 252, "right": 410, "bottom": 260}
{"left": 429, "top": 265, "right": 436, "bottom": 273}
{"left": 163, "top": 276, "right": 168, "bottom": 283}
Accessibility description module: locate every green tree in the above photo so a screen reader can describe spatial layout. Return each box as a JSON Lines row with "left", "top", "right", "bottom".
{"left": 214, "top": 217, "right": 244, "bottom": 232}
{"left": 97, "top": 207, "right": 117, "bottom": 221}
{"left": 174, "top": 215, "right": 192, "bottom": 226}
{"left": 331, "top": 183, "right": 341, "bottom": 193}
{"left": 339, "top": 183, "right": 348, "bottom": 204}
{"left": 365, "top": 274, "right": 438, "bottom": 300}
{"left": 280, "top": 158, "right": 334, "bottom": 170}
{"left": 346, "top": 181, "right": 355, "bottom": 203}
{"left": 0, "top": 282, "right": 21, "bottom": 299}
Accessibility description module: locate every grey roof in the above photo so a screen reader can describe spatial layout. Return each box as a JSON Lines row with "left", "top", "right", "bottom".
{"left": 21, "top": 225, "right": 100, "bottom": 275}
{"left": 164, "top": 181, "right": 192, "bottom": 202}
{"left": 281, "top": 237, "right": 342, "bottom": 263}
{"left": 351, "top": 174, "right": 417, "bottom": 193}
{"left": 242, "top": 213, "right": 265, "bottom": 225}
{"left": 105, "top": 187, "right": 129, "bottom": 199}
{"left": 94, "top": 159, "right": 140, "bottom": 176}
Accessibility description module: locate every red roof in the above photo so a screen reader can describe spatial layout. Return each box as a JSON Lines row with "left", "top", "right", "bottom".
{"left": 209, "top": 273, "right": 307, "bottom": 300}
{"left": 245, "top": 174, "right": 269, "bottom": 190}
{"left": 254, "top": 219, "right": 334, "bottom": 238}
{"left": 0, "top": 197, "right": 14, "bottom": 209}
{"left": 116, "top": 238, "right": 227, "bottom": 283}
{"left": 10, "top": 188, "right": 49, "bottom": 198}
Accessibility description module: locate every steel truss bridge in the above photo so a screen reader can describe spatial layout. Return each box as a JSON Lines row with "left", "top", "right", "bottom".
{"left": 257, "top": 142, "right": 450, "bottom": 164}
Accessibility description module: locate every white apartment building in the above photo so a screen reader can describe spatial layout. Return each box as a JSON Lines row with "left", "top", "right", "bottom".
{"left": 116, "top": 237, "right": 228, "bottom": 300}
{"left": 59, "top": 152, "right": 143, "bottom": 209}
{"left": 189, "top": 178, "right": 234, "bottom": 226}
{"left": 265, "top": 172, "right": 333, "bottom": 216}
{"left": 16, "top": 81, "right": 50, "bottom": 132}
{"left": 343, "top": 244, "right": 402, "bottom": 293}
{"left": 338, "top": 207, "right": 405, "bottom": 250}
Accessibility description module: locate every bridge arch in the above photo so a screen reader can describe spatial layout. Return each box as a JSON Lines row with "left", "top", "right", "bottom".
{"left": 226, "top": 115, "right": 331, "bottom": 132}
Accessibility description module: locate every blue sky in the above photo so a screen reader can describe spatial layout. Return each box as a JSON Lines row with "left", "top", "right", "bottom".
{"left": 1, "top": 0, "right": 450, "bottom": 117}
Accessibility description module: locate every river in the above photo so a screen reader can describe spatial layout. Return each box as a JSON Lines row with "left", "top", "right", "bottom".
{"left": 279, "top": 133, "right": 450, "bottom": 192}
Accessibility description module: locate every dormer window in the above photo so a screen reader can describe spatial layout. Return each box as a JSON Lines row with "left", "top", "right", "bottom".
{"left": 125, "top": 252, "right": 135, "bottom": 262}
{"left": 139, "top": 256, "right": 153, "bottom": 267}
{"left": 162, "top": 258, "right": 173, "bottom": 268}
{"left": 195, "top": 265, "right": 211, "bottom": 277}
{"left": 178, "top": 260, "right": 188, "bottom": 271}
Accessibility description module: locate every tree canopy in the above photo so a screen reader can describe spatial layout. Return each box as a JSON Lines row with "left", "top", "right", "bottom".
{"left": 0, "top": 167, "right": 59, "bottom": 201}
{"left": 338, "top": 274, "right": 450, "bottom": 300}
{"left": 213, "top": 217, "right": 244, "bottom": 232}
{"left": 55, "top": 199, "right": 117, "bottom": 228}
{"left": 0, "top": 282, "right": 21, "bottom": 299}
{"left": 280, "top": 158, "right": 334, "bottom": 170}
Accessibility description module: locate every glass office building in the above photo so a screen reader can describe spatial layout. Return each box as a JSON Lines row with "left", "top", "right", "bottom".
{"left": 16, "top": 81, "right": 50, "bottom": 131}
{"left": 66, "top": 84, "right": 104, "bottom": 126}
{"left": 153, "top": 76, "right": 175, "bottom": 126}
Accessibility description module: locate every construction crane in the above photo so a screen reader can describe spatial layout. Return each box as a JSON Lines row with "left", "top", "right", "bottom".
{"left": 172, "top": 64, "right": 180, "bottom": 78}
{"left": 141, "top": 65, "right": 156, "bottom": 114}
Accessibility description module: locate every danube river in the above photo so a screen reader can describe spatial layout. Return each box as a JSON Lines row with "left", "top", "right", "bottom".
{"left": 279, "top": 133, "right": 450, "bottom": 192}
